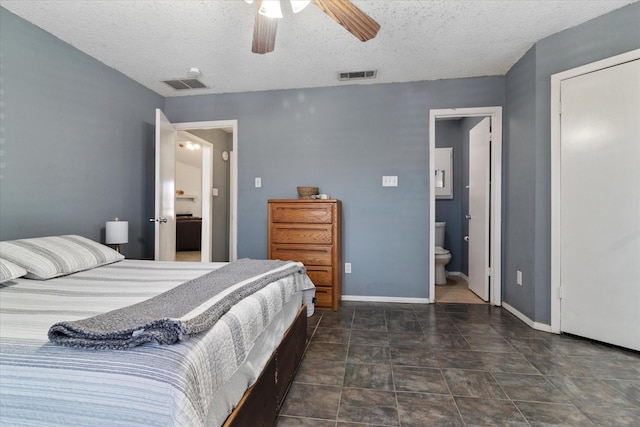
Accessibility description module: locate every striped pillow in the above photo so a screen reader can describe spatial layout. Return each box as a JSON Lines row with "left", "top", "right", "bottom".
{"left": 0, "top": 235, "right": 124, "bottom": 280}
{"left": 0, "top": 258, "right": 28, "bottom": 283}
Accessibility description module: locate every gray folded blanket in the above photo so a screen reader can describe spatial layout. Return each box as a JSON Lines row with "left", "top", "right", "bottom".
{"left": 48, "top": 259, "right": 305, "bottom": 350}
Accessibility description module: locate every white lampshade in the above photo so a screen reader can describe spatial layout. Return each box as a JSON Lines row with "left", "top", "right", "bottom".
{"left": 106, "top": 219, "right": 128, "bottom": 245}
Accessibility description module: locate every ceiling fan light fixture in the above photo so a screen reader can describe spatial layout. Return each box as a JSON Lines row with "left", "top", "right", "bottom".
{"left": 259, "top": 0, "right": 283, "bottom": 18}
{"left": 290, "top": 0, "right": 311, "bottom": 13}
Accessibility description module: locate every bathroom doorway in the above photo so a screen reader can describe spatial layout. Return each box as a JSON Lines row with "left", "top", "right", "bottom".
{"left": 429, "top": 107, "right": 502, "bottom": 305}
{"left": 175, "top": 131, "right": 220, "bottom": 263}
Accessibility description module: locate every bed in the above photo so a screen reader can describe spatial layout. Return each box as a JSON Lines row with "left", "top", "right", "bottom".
{"left": 0, "top": 235, "right": 314, "bottom": 426}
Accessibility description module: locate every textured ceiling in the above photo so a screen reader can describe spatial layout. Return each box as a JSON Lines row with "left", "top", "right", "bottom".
{"left": 2, "top": 0, "right": 637, "bottom": 97}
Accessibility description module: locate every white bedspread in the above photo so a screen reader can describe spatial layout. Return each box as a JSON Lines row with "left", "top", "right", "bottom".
{"left": 0, "top": 260, "right": 309, "bottom": 426}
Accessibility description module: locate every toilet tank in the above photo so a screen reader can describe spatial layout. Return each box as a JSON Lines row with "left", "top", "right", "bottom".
{"left": 435, "top": 222, "right": 446, "bottom": 247}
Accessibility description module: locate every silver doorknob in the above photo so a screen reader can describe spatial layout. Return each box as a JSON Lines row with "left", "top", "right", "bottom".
{"left": 464, "top": 236, "right": 470, "bottom": 242}
{"left": 465, "top": 214, "right": 471, "bottom": 220}
{"left": 149, "top": 218, "right": 168, "bottom": 223}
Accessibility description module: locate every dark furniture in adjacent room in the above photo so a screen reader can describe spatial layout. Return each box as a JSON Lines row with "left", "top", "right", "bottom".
{"left": 176, "top": 216, "right": 202, "bottom": 251}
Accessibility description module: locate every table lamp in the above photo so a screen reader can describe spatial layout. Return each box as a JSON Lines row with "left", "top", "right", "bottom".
{"left": 106, "top": 217, "right": 128, "bottom": 253}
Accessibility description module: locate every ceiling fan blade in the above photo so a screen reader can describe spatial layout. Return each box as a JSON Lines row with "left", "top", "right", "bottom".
{"left": 252, "top": 0, "right": 278, "bottom": 54}
{"left": 312, "top": 0, "right": 380, "bottom": 42}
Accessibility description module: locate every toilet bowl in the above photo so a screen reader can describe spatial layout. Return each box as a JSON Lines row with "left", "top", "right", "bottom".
{"left": 434, "top": 246, "right": 452, "bottom": 285}
{"left": 434, "top": 221, "right": 451, "bottom": 285}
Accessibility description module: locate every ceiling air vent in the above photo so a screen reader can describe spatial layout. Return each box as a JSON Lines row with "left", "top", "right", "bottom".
{"left": 162, "top": 78, "right": 207, "bottom": 90}
{"left": 338, "top": 70, "right": 377, "bottom": 81}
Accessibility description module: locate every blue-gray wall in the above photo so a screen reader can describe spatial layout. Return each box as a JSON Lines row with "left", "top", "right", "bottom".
{"left": 0, "top": 9, "right": 164, "bottom": 259}
{"left": 503, "top": 46, "right": 538, "bottom": 320}
{"left": 503, "top": 2, "right": 640, "bottom": 323}
{"left": 165, "top": 79, "right": 505, "bottom": 299}
{"left": 1, "top": 2, "right": 638, "bottom": 309}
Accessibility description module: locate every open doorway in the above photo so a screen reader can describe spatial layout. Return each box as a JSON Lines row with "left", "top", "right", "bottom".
{"left": 174, "top": 122, "right": 237, "bottom": 262}
{"left": 153, "top": 109, "right": 237, "bottom": 263}
{"left": 175, "top": 131, "right": 210, "bottom": 262}
{"left": 428, "top": 107, "right": 502, "bottom": 305}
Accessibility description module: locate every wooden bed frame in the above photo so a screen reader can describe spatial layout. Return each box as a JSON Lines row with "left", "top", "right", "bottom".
{"left": 223, "top": 304, "right": 307, "bottom": 426}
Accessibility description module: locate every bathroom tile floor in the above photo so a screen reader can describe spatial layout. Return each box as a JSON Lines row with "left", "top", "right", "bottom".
{"left": 435, "top": 276, "right": 487, "bottom": 304}
{"left": 277, "top": 301, "right": 640, "bottom": 426}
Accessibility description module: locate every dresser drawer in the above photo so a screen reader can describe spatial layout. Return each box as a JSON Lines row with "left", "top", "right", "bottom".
{"left": 314, "top": 286, "right": 333, "bottom": 309}
{"left": 270, "top": 203, "right": 333, "bottom": 224}
{"left": 305, "top": 266, "right": 332, "bottom": 286}
{"left": 270, "top": 244, "right": 332, "bottom": 266}
{"left": 270, "top": 224, "right": 332, "bottom": 244}
{"left": 268, "top": 199, "right": 341, "bottom": 311}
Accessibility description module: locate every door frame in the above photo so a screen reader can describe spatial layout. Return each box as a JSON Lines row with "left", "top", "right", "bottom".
{"left": 428, "top": 107, "right": 503, "bottom": 305}
{"left": 550, "top": 48, "right": 640, "bottom": 334}
{"left": 173, "top": 120, "right": 238, "bottom": 262}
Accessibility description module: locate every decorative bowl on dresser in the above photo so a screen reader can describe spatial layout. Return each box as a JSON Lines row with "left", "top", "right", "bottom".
{"left": 267, "top": 199, "right": 342, "bottom": 311}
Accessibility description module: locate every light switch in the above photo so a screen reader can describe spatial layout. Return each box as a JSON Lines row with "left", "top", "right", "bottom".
{"left": 435, "top": 170, "right": 445, "bottom": 188}
{"left": 255, "top": 177, "right": 262, "bottom": 188}
{"left": 382, "top": 176, "right": 398, "bottom": 187}
{"left": 517, "top": 270, "right": 523, "bottom": 286}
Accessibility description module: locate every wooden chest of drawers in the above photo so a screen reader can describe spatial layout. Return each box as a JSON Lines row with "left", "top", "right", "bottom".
{"left": 268, "top": 199, "right": 342, "bottom": 311}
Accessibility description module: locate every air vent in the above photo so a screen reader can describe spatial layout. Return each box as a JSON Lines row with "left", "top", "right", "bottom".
{"left": 338, "top": 70, "right": 377, "bottom": 81}
{"left": 162, "top": 79, "right": 207, "bottom": 90}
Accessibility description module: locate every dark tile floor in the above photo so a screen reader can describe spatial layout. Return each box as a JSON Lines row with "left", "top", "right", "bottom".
{"left": 277, "top": 302, "right": 640, "bottom": 426}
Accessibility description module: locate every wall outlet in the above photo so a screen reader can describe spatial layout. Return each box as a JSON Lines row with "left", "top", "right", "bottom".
{"left": 345, "top": 263, "right": 352, "bottom": 273}
{"left": 255, "top": 177, "right": 262, "bottom": 188}
{"left": 517, "top": 270, "right": 523, "bottom": 286}
{"left": 382, "top": 176, "right": 398, "bottom": 187}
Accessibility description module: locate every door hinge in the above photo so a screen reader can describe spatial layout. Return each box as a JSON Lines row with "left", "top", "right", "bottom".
{"left": 486, "top": 267, "right": 492, "bottom": 277}
{"left": 558, "top": 286, "right": 563, "bottom": 300}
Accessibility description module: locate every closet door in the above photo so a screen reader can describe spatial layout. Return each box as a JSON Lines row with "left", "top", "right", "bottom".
{"left": 560, "top": 59, "right": 640, "bottom": 350}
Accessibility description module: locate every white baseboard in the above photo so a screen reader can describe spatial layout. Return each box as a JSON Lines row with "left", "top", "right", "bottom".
{"left": 502, "top": 302, "right": 554, "bottom": 333}
{"left": 446, "top": 271, "right": 469, "bottom": 281}
{"left": 342, "top": 295, "right": 430, "bottom": 304}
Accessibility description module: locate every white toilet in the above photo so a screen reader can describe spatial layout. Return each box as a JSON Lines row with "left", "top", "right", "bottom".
{"left": 434, "top": 221, "right": 452, "bottom": 285}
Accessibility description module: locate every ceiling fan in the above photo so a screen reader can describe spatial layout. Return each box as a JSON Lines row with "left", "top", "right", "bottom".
{"left": 246, "top": 0, "right": 380, "bottom": 54}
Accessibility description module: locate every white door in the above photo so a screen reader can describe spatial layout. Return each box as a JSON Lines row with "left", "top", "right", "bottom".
{"left": 467, "top": 117, "right": 491, "bottom": 301}
{"left": 560, "top": 59, "right": 640, "bottom": 350}
{"left": 154, "top": 109, "right": 177, "bottom": 261}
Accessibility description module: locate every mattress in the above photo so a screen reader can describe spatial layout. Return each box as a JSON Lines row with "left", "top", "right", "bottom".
{"left": 0, "top": 260, "right": 307, "bottom": 426}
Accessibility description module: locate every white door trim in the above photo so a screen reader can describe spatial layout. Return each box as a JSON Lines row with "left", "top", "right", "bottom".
{"left": 428, "top": 107, "right": 503, "bottom": 305}
{"left": 550, "top": 48, "right": 640, "bottom": 334}
{"left": 173, "top": 120, "right": 238, "bottom": 262}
